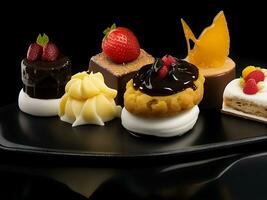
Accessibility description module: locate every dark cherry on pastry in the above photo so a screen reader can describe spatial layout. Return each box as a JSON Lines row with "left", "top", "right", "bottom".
{"left": 22, "top": 34, "right": 71, "bottom": 99}
{"left": 133, "top": 55, "right": 199, "bottom": 96}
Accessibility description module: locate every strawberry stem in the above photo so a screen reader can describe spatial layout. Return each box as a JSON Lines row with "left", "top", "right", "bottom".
{"left": 103, "top": 23, "right": 116, "bottom": 39}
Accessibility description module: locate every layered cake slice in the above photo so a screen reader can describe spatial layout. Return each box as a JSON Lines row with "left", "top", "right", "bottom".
{"left": 222, "top": 66, "right": 267, "bottom": 123}
{"left": 89, "top": 24, "right": 154, "bottom": 106}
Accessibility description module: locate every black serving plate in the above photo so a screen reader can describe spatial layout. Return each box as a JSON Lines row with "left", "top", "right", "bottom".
{"left": 0, "top": 103, "right": 266, "bottom": 159}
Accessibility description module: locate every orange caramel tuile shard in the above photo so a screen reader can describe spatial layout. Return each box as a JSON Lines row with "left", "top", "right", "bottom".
{"left": 181, "top": 11, "right": 230, "bottom": 68}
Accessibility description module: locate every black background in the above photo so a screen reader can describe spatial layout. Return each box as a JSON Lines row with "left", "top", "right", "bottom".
{"left": 1, "top": 0, "right": 267, "bottom": 106}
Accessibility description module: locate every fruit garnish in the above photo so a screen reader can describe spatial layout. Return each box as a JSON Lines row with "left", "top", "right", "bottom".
{"left": 240, "top": 66, "right": 266, "bottom": 94}
{"left": 257, "top": 81, "right": 265, "bottom": 91}
{"left": 239, "top": 77, "right": 245, "bottom": 87}
{"left": 27, "top": 33, "right": 59, "bottom": 62}
{"left": 27, "top": 43, "right": 43, "bottom": 61}
{"left": 242, "top": 66, "right": 256, "bottom": 78}
{"left": 244, "top": 70, "right": 265, "bottom": 83}
{"left": 102, "top": 23, "right": 140, "bottom": 64}
{"left": 243, "top": 79, "right": 258, "bottom": 95}
{"left": 162, "top": 55, "right": 176, "bottom": 66}
{"left": 261, "top": 68, "right": 267, "bottom": 77}
{"left": 158, "top": 65, "right": 169, "bottom": 79}
{"left": 181, "top": 11, "right": 229, "bottom": 68}
{"left": 42, "top": 42, "right": 59, "bottom": 61}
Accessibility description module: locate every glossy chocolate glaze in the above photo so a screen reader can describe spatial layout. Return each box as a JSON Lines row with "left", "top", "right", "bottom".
{"left": 133, "top": 58, "right": 199, "bottom": 96}
{"left": 22, "top": 55, "right": 71, "bottom": 99}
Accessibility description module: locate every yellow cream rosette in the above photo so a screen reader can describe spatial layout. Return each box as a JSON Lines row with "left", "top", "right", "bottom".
{"left": 59, "top": 71, "right": 121, "bottom": 126}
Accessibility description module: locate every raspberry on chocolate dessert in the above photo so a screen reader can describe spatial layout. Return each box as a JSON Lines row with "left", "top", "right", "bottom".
{"left": 22, "top": 34, "right": 71, "bottom": 99}
{"left": 18, "top": 33, "right": 72, "bottom": 116}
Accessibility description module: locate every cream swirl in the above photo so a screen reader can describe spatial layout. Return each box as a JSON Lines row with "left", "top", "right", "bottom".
{"left": 59, "top": 72, "right": 121, "bottom": 126}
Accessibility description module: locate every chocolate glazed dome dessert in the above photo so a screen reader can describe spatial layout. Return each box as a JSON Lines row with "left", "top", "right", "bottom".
{"left": 18, "top": 34, "right": 72, "bottom": 116}
{"left": 122, "top": 55, "right": 205, "bottom": 137}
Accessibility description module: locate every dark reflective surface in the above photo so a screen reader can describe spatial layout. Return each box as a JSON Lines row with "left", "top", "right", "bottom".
{"left": 0, "top": 104, "right": 266, "bottom": 158}
{"left": 89, "top": 155, "right": 240, "bottom": 199}
{"left": 0, "top": 168, "right": 87, "bottom": 200}
{"left": 1, "top": 153, "right": 267, "bottom": 199}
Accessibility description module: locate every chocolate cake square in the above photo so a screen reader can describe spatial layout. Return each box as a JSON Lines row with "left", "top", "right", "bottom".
{"left": 89, "top": 49, "right": 154, "bottom": 106}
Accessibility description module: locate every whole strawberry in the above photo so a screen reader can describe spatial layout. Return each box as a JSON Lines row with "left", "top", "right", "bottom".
{"left": 42, "top": 42, "right": 59, "bottom": 61}
{"left": 102, "top": 23, "right": 140, "bottom": 64}
{"left": 27, "top": 43, "right": 43, "bottom": 61}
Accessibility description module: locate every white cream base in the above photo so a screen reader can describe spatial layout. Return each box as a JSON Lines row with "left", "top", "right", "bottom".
{"left": 18, "top": 89, "right": 60, "bottom": 117}
{"left": 121, "top": 106, "right": 199, "bottom": 137}
{"left": 222, "top": 103, "right": 267, "bottom": 123}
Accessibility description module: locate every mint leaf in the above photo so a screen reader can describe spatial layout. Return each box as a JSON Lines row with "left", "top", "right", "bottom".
{"left": 36, "top": 33, "right": 49, "bottom": 47}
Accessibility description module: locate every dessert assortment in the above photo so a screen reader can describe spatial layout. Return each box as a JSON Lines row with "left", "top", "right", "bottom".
{"left": 59, "top": 72, "right": 121, "bottom": 126}
{"left": 122, "top": 55, "right": 205, "bottom": 137}
{"left": 222, "top": 66, "right": 267, "bottom": 123}
{"left": 182, "top": 11, "right": 235, "bottom": 109}
{"left": 17, "top": 11, "right": 266, "bottom": 139}
{"left": 18, "top": 34, "right": 72, "bottom": 116}
{"left": 89, "top": 24, "right": 154, "bottom": 106}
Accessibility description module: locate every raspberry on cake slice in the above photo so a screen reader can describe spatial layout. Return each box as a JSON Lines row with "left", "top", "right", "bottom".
{"left": 222, "top": 66, "right": 267, "bottom": 123}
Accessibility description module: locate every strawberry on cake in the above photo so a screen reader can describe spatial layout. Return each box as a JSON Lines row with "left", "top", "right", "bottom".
{"left": 222, "top": 66, "right": 267, "bottom": 123}
{"left": 89, "top": 24, "right": 154, "bottom": 106}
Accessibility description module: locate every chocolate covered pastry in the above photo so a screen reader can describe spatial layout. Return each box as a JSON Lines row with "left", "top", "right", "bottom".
{"left": 122, "top": 55, "right": 205, "bottom": 137}
{"left": 22, "top": 55, "right": 71, "bottom": 99}
{"left": 18, "top": 34, "right": 72, "bottom": 116}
